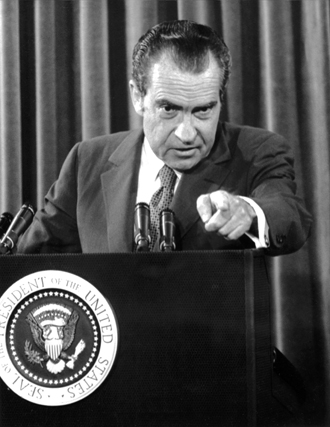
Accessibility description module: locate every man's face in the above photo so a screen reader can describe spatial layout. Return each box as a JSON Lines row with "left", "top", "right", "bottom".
{"left": 130, "top": 53, "right": 222, "bottom": 171}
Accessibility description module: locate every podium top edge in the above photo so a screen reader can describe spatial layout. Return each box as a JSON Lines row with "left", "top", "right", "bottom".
{"left": 6, "top": 249, "right": 265, "bottom": 258}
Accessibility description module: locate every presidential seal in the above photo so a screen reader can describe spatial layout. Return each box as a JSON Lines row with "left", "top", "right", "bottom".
{"left": 0, "top": 270, "right": 118, "bottom": 406}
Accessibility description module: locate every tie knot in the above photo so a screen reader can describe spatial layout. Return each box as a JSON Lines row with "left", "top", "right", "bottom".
{"left": 158, "top": 164, "right": 176, "bottom": 190}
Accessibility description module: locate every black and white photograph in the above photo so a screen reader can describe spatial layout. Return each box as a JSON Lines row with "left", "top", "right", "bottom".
{"left": 0, "top": 1, "right": 329, "bottom": 426}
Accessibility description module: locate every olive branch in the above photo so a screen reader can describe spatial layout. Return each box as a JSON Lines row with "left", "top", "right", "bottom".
{"left": 24, "top": 340, "right": 43, "bottom": 367}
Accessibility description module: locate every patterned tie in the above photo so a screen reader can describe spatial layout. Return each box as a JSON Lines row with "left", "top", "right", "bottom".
{"left": 149, "top": 164, "right": 177, "bottom": 249}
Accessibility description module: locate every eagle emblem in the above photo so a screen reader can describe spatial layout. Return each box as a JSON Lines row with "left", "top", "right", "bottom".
{"left": 25, "top": 303, "right": 85, "bottom": 374}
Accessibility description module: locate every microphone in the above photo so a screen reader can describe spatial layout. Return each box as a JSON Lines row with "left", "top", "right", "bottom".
{"left": 0, "top": 204, "right": 35, "bottom": 254}
{"left": 134, "top": 202, "right": 151, "bottom": 252}
{"left": 0, "top": 212, "right": 13, "bottom": 239}
{"left": 159, "top": 208, "right": 176, "bottom": 252}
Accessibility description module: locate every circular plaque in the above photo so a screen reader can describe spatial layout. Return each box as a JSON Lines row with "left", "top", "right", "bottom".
{"left": 0, "top": 270, "right": 118, "bottom": 406}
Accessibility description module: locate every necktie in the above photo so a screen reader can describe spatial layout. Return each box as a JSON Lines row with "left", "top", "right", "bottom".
{"left": 149, "top": 164, "right": 177, "bottom": 249}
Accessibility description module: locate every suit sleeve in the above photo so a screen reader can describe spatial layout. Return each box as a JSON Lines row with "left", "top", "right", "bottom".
{"left": 246, "top": 133, "right": 312, "bottom": 255}
{"left": 17, "top": 143, "right": 82, "bottom": 253}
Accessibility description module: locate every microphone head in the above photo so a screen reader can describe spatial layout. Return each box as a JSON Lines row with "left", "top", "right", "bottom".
{"left": 0, "top": 212, "right": 13, "bottom": 238}
{"left": 159, "top": 208, "right": 176, "bottom": 251}
{"left": 134, "top": 202, "right": 151, "bottom": 251}
{"left": 1, "top": 203, "right": 35, "bottom": 249}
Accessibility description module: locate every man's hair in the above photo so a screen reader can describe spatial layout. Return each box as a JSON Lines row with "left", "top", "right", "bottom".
{"left": 132, "top": 20, "right": 232, "bottom": 102}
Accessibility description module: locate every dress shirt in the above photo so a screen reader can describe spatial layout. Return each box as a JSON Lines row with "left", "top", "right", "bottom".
{"left": 136, "top": 138, "right": 182, "bottom": 204}
{"left": 136, "top": 138, "right": 269, "bottom": 248}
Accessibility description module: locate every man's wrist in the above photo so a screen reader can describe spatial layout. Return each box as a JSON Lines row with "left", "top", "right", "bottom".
{"left": 239, "top": 196, "right": 270, "bottom": 248}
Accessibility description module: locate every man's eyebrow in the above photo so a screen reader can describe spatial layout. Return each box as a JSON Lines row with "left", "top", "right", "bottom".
{"left": 155, "top": 99, "right": 180, "bottom": 108}
{"left": 155, "top": 100, "right": 218, "bottom": 109}
{"left": 194, "top": 101, "right": 218, "bottom": 109}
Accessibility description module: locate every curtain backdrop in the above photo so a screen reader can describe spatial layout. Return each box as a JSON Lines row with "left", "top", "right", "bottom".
{"left": 0, "top": 0, "right": 329, "bottom": 424}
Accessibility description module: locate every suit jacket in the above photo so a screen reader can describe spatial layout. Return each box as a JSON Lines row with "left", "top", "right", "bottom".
{"left": 17, "top": 122, "right": 312, "bottom": 255}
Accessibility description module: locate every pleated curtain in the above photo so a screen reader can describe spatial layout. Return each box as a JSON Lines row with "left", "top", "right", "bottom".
{"left": 0, "top": 0, "right": 329, "bottom": 424}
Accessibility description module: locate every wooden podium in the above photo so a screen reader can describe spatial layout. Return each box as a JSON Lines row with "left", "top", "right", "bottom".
{"left": 0, "top": 250, "right": 303, "bottom": 426}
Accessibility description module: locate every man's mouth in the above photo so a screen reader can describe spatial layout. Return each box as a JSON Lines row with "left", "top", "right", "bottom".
{"left": 174, "top": 147, "right": 198, "bottom": 154}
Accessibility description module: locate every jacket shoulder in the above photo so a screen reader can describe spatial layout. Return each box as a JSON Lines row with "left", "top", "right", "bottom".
{"left": 222, "top": 122, "right": 291, "bottom": 161}
{"left": 72, "top": 129, "right": 143, "bottom": 170}
{"left": 79, "top": 129, "right": 141, "bottom": 155}
{"left": 223, "top": 122, "right": 285, "bottom": 143}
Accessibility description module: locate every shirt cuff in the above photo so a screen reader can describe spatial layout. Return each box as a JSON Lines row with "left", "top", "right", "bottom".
{"left": 239, "top": 197, "right": 270, "bottom": 249}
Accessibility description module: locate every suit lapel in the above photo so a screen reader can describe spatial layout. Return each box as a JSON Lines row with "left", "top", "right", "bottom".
{"left": 100, "top": 124, "right": 235, "bottom": 250}
{"left": 101, "top": 129, "right": 144, "bottom": 252}
{"left": 171, "top": 125, "right": 233, "bottom": 239}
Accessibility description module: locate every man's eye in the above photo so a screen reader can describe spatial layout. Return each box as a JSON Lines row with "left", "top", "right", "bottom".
{"left": 195, "top": 106, "right": 212, "bottom": 117}
{"left": 159, "top": 105, "right": 178, "bottom": 117}
{"left": 162, "top": 105, "right": 176, "bottom": 112}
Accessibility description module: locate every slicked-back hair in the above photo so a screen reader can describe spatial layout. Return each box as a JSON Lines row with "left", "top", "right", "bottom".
{"left": 132, "top": 20, "right": 232, "bottom": 102}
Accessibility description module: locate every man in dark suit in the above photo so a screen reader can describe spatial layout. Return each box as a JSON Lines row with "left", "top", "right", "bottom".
{"left": 17, "top": 20, "right": 312, "bottom": 255}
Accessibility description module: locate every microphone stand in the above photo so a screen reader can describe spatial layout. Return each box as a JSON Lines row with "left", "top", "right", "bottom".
{"left": 159, "top": 209, "right": 176, "bottom": 252}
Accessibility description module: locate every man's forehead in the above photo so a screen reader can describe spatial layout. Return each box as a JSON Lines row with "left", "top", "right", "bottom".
{"left": 147, "top": 53, "right": 222, "bottom": 103}
{"left": 150, "top": 51, "right": 222, "bottom": 82}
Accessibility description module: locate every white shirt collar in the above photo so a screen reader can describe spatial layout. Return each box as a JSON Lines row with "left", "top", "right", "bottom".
{"left": 142, "top": 137, "right": 165, "bottom": 182}
{"left": 136, "top": 138, "right": 181, "bottom": 204}
{"left": 142, "top": 137, "right": 182, "bottom": 181}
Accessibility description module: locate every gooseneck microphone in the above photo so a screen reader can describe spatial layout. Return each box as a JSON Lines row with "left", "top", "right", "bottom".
{"left": 134, "top": 202, "right": 151, "bottom": 252}
{"left": 0, "top": 212, "right": 13, "bottom": 239}
{"left": 0, "top": 204, "right": 35, "bottom": 254}
{"left": 159, "top": 208, "right": 176, "bottom": 252}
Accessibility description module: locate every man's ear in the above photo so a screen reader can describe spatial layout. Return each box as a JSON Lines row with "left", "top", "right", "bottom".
{"left": 129, "top": 80, "right": 144, "bottom": 116}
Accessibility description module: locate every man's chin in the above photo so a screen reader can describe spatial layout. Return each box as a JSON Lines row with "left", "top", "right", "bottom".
{"left": 165, "top": 147, "right": 209, "bottom": 171}
{"left": 168, "top": 157, "right": 201, "bottom": 172}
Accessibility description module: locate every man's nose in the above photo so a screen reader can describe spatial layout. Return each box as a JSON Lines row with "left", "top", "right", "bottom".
{"left": 174, "top": 116, "right": 197, "bottom": 143}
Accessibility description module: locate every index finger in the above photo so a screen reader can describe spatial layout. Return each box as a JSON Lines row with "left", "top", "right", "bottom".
{"left": 196, "top": 194, "right": 213, "bottom": 223}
